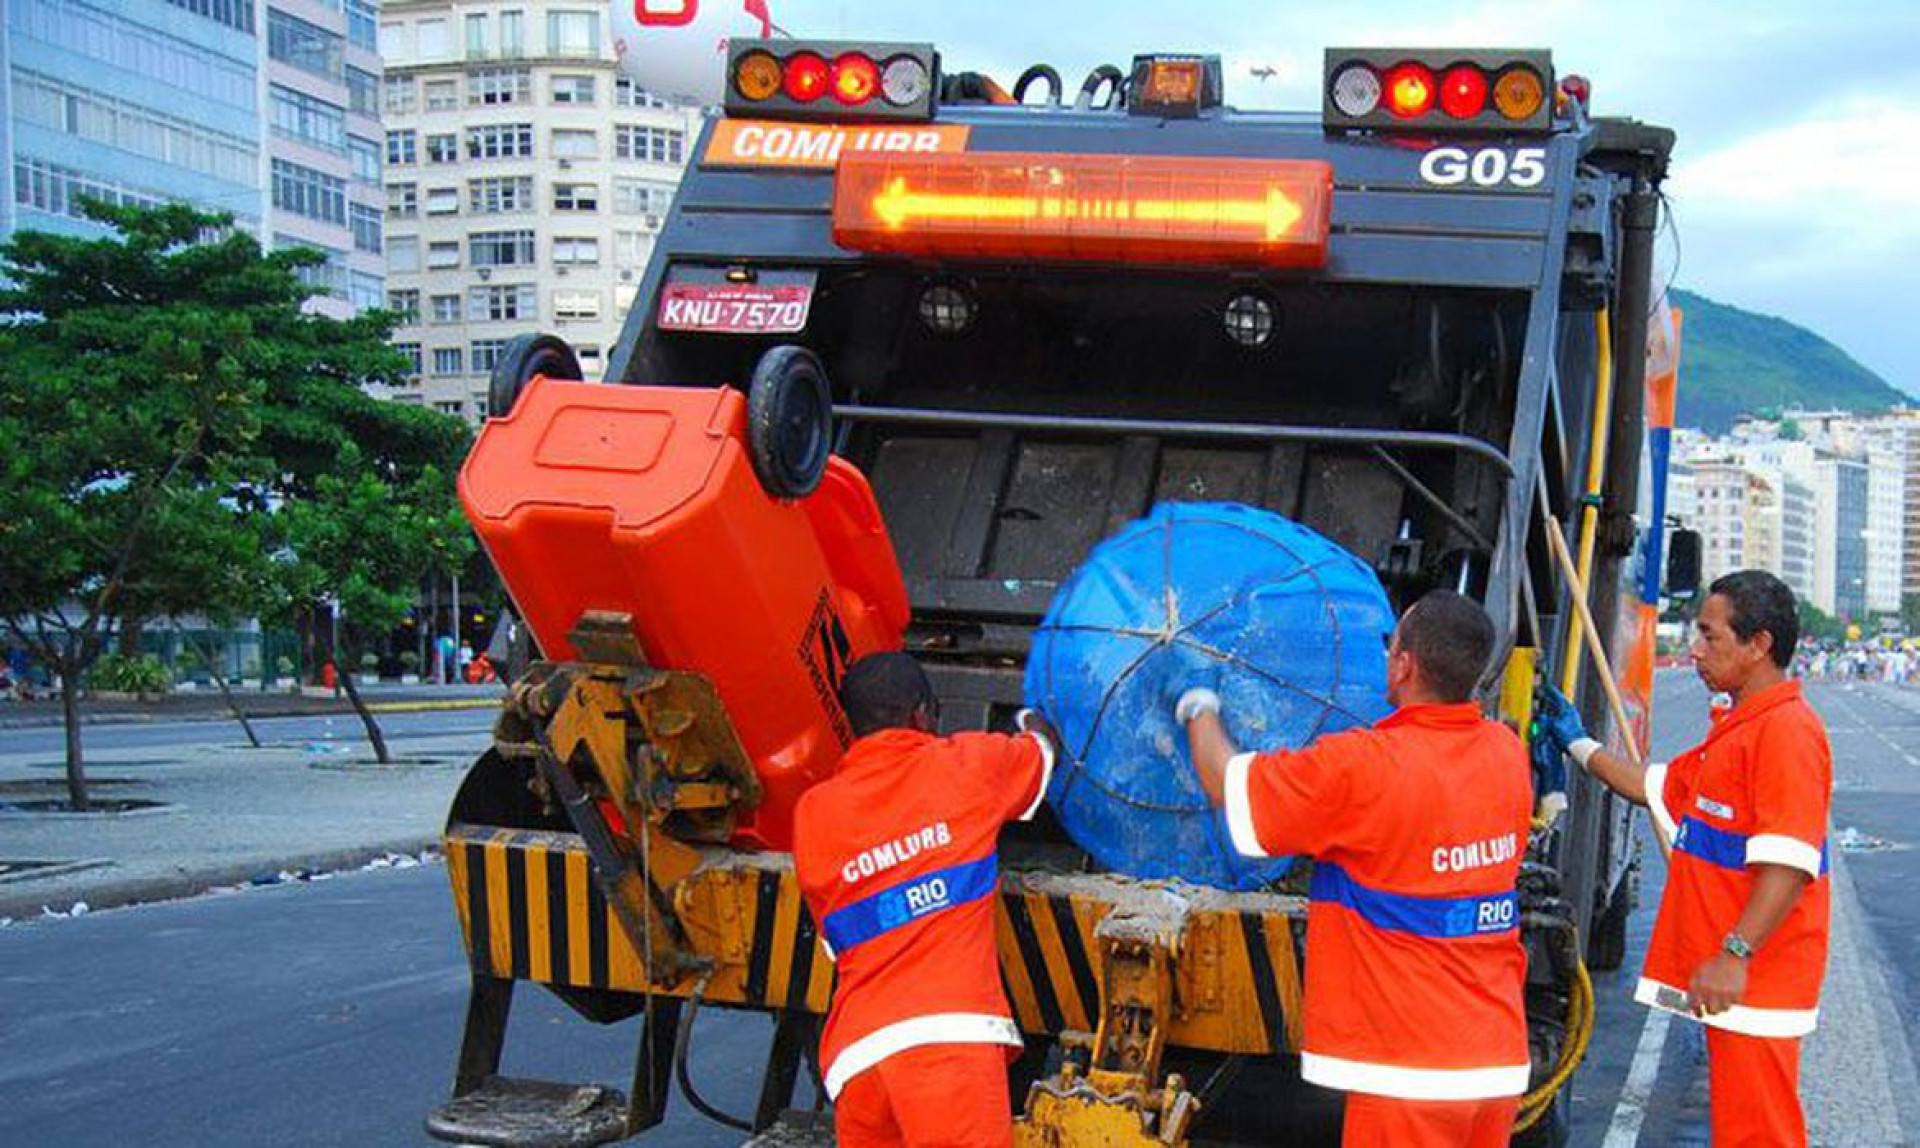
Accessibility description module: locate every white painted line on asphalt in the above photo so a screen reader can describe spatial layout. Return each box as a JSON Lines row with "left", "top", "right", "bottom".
{"left": 1602, "top": 1002, "right": 1672, "bottom": 1148}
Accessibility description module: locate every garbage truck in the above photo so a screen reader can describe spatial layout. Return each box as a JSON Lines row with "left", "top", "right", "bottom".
{"left": 426, "top": 42, "right": 1687, "bottom": 1147}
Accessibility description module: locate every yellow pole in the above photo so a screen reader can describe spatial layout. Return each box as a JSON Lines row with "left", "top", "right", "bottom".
{"left": 1559, "top": 308, "right": 1615, "bottom": 696}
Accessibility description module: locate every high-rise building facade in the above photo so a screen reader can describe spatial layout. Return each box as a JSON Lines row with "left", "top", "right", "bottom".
{"left": 4, "top": 0, "right": 385, "bottom": 316}
{"left": 377, "top": 1, "right": 704, "bottom": 419}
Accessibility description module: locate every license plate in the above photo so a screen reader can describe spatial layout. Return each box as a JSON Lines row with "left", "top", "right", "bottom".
{"left": 657, "top": 283, "right": 812, "bottom": 334}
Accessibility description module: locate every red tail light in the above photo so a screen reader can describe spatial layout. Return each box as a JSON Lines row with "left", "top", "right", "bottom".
{"left": 832, "top": 53, "right": 880, "bottom": 105}
{"left": 783, "top": 52, "right": 830, "bottom": 103}
{"left": 1439, "top": 66, "right": 1487, "bottom": 119}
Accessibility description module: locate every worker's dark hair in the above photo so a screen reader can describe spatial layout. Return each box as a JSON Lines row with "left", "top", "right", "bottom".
{"left": 839, "top": 652, "right": 937, "bottom": 738}
{"left": 1710, "top": 570, "right": 1798, "bottom": 668}
{"left": 1395, "top": 590, "right": 1494, "bottom": 703}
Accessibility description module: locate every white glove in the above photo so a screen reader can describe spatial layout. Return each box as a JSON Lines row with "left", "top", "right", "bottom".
{"left": 1014, "top": 708, "right": 1040, "bottom": 732}
{"left": 1174, "top": 687, "right": 1222, "bottom": 724}
{"left": 1535, "top": 790, "right": 1569, "bottom": 827}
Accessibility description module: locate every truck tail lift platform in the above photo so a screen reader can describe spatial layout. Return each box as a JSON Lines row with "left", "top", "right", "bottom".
{"left": 426, "top": 41, "right": 1681, "bottom": 1148}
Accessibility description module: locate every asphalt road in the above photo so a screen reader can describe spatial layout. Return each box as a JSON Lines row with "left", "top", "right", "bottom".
{"left": 1, "top": 673, "right": 1913, "bottom": 1147}
{"left": 2, "top": 708, "right": 497, "bottom": 756}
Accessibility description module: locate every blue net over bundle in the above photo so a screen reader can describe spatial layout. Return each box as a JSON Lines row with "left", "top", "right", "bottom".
{"left": 1025, "top": 502, "right": 1394, "bottom": 890}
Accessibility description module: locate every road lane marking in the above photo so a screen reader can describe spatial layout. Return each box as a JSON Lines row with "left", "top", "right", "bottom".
{"left": 1602, "top": 995, "right": 1673, "bottom": 1147}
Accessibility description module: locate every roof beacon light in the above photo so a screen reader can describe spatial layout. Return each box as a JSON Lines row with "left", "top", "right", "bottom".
{"left": 1323, "top": 49, "right": 1554, "bottom": 133}
{"left": 1129, "top": 54, "right": 1223, "bottom": 118}
{"left": 726, "top": 40, "right": 940, "bottom": 122}
{"left": 833, "top": 152, "right": 1333, "bottom": 269}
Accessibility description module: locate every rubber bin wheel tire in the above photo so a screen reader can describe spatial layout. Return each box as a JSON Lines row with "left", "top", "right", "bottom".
{"left": 746, "top": 346, "right": 833, "bottom": 499}
{"left": 489, "top": 334, "right": 582, "bottom": 419}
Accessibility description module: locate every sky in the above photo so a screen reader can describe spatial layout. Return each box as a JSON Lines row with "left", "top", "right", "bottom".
{"left": 763, "top": 0, "right": 1920, "bottom": 395}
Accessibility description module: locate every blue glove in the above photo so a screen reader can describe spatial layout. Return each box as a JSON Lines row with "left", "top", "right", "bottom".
{"left": 1532, "top": 684, "right": 1589, "bottom": 757}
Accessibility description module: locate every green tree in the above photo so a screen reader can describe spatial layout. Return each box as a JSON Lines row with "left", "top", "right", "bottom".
{"left": 1796, "top": 599, "right": 1847, "bottom": 645}
{"left": 0, "top": 200, "right": 466, "bottom": 804}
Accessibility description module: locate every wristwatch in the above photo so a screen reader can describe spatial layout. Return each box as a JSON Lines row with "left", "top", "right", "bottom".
{"left": 1721, "top": 931, "right": 1755, "bottom": 960}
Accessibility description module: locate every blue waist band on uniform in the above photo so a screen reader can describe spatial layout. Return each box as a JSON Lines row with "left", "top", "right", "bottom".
{"left": 1674, "top": 817, "right": 1830, "bottom": 875}
{"left": 1310, "top": 862, "right": 1518, "bottom": 939}
{"left": 822, "top": 852, "right": 1000, "bottom": 955}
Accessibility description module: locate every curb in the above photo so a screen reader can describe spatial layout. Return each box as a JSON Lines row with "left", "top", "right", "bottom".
{"left": 0, "top": 836, "right": 441, "bottom": 922}
{"left": 0, "top": 697, "right": 501, "bottom": 730}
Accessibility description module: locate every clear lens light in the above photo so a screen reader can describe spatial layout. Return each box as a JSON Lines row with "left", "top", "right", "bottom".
{"left": 1329, "top": 64, "right": 1382, "bottom": 117}
{"left": 881, "top": 56, "right": 930, "bottom": 107}
{"left": 918, "top": 283, "right": 974, "bottom": 335}
{"left": 1223, "top": 293, "right": 1277, "bottom": 348}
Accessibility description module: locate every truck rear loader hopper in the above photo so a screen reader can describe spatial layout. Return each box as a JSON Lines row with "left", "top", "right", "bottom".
{"left": 426, "top": 44, "right": 1681, "bottom": 1148}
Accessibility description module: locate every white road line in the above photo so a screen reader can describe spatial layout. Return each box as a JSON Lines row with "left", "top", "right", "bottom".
{"left": 1602, "top": 1002, "right": 1672, "bottom": 1148}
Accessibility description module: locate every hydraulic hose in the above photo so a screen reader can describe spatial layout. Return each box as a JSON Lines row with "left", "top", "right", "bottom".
{"left": 1514, "top": 918, "right": 1598, "bottom": 1133}
{"left": 674, "top": 972, "right": 756, "bottom": 1133}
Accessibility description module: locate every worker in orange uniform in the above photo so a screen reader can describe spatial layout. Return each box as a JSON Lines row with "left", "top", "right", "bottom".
{"left": 1175, "top": 590, "right": 1532, "bottom": 1147}
{"left": 792, "top": 651, "right": 1059, "bottom": 1147}
{"left": 1535, "top": 569, "right": 1829, "bottom": 1147}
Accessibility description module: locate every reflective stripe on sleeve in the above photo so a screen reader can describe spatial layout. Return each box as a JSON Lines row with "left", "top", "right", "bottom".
{"left": 1645, "top": 761, "right": 1678, "bottom": 844}
{"left": 1224, "top": 752, "right": 1265, "bottom": 857}
{"left": 821, "top": 1012, "right": 1024, "bottom": 1098}
{"left": 1016, "top": 730, "right": 1054, "bottom": 822}
{"left": 1747, "top": 833, "right": 1824, "bottom": 878}
{"left": 1635, "top": 977, "right": 1818, "bottom": 1037}
{"left": 1300, "top": 1052, "right": 1531, "bottom": 1100}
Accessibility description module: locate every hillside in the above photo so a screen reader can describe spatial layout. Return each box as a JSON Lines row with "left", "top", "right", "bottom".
{"left": 1671, "top": 289, "right": 1906, "bottom": 433}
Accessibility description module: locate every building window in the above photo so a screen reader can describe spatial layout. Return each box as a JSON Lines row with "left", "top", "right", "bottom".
{"left": 387, "top": 235, "right": 419, "bottom": 272}
{"left": 428, "top": 241, "right": 462, "bottom": 269}
{"left": 387, "top": 289, "right": 420, "bottom": 322}
{"left": 614, "top": 230, "right": 648, "bottom": 265}
{"left": 467, "top": 176, "right": 534, "bottom": 214}
{"left": 613, "top": 178, "right": 675, "bottom": 216}
{"left": 431, "top": 347, "right": 465, "bottom": 376}
{"left": 552, "top": 236, "right": 600, "bottom": 266}
{"left": 383, "top": 75, "right": 417, "bottom": 115}
{"left": 465, "top": 13, "right": 489, "bottom": 58}
{"left": 351, "top": 203, "right": 383, "bottom": 253}
{"left": 425, "top": 187, "right": 460, "bottom": 215}
{"left": 271, "top": 159, "right": 347, "bottom": 225}
{"left": 425, "top": 79, "right": 459, "bottom": 110}
{"left": 13, "top": 69, "right": 258, "bottom": 185}
{"left": 387, "top": 183, "right": 418, "bottom": 218}
{"left": 161, "top": 0, "right": 255, "bottom": 35}
{"left": 546, "top": 10, "right": 600, "bottom": 56}
{"left": 470, "top": 283, "right": 537, "bottom": 321}
{"left": 472, "top": 230, "right": 536, "bottom": 267}
{"left": 394, "top": 341, "right": 422, "bottom": 378}
{"left": 577, "top": 345, "right": 603, "bottom": 371}
{"left": 616, "top": 78, "right": 671, "bottom": 108}
{"left": 387, "top": 130, "right": 417, "bottom": 165}
{"left": 466, "top": 123, "right": 534, "bottom": 160}
{"left": 426, "top": 133, "right": 459, "bottom": 164}
{"left": 468, "top": 67, "right": 531, "bottom": 106}
{"left": 415, "top": 18, "right": 450, "bottom": 60}
{"left": 13, "top": 0, "right": 255, "bottom": 110}
{"left": 431, "top": 294, "right": 463, "bottom": 323}
{"left": 271, "top": 85, "right": 346, "bottom": 153}
{"left": 552, "top": 129, "right": 598, "bottom": 159}
{"left": 13, "top": 156, "right": 163, "bottom": 220}
{"left": 553, "top": 290, "right": 601, "bottom": 320}
{"left": 276, "top": 236, "right": 349, "bottom": 297}
{"left": 346, "top": 0, "right": 378, "bottom": 51}
{"left": 616, "top": 125, "right": 685, "bottom": 164}
{"left": 349, "top": 271, "right": 382, "bottom": 313}
{"left": 552, "top": 75, "right": 597, "bottom": 104}
{"left": 348, "top": 135, "right": 382, "bottom": 184}
{"left": 346, "top": 66, "right": 379, "bottom": 117}
{"left": 499, "top": 10, "right": 526, "bottom": 55}
{"left": 471, "top": 339, "right": 510, "bottom": 372}
{"left": 268, "top": 9, "right": 344, "bottom": 81}
{"left": 553, "top": 183, "right": 599, "bottom": 212}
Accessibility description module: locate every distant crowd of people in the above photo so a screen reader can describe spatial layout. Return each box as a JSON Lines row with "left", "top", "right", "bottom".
{"left": 1796, "top": 643, "right": 1918, "bottom": 684}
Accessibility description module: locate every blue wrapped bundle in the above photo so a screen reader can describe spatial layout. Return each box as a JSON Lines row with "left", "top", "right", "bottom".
{"left": 1024, "top": 502, "right": 1394, "bottom": 890}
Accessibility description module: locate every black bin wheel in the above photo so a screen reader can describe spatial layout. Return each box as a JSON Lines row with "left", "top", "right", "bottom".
{"left": 488, "top": 333, "right": 582, "bottom": 419}
{"left": 746, "top": 345, "right": 833, "bottom": 499}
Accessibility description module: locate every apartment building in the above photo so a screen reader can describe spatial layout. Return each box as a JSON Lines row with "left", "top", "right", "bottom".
{"left": 378, "top": 1, "right": 705, "bottom": 419}
{"left": 4, "top": 0, "right": 385, "bottom": 316}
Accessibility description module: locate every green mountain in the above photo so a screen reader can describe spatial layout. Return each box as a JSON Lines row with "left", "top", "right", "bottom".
{"left": 1671, "top": 288, "right": 1907, "bottom": 434}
